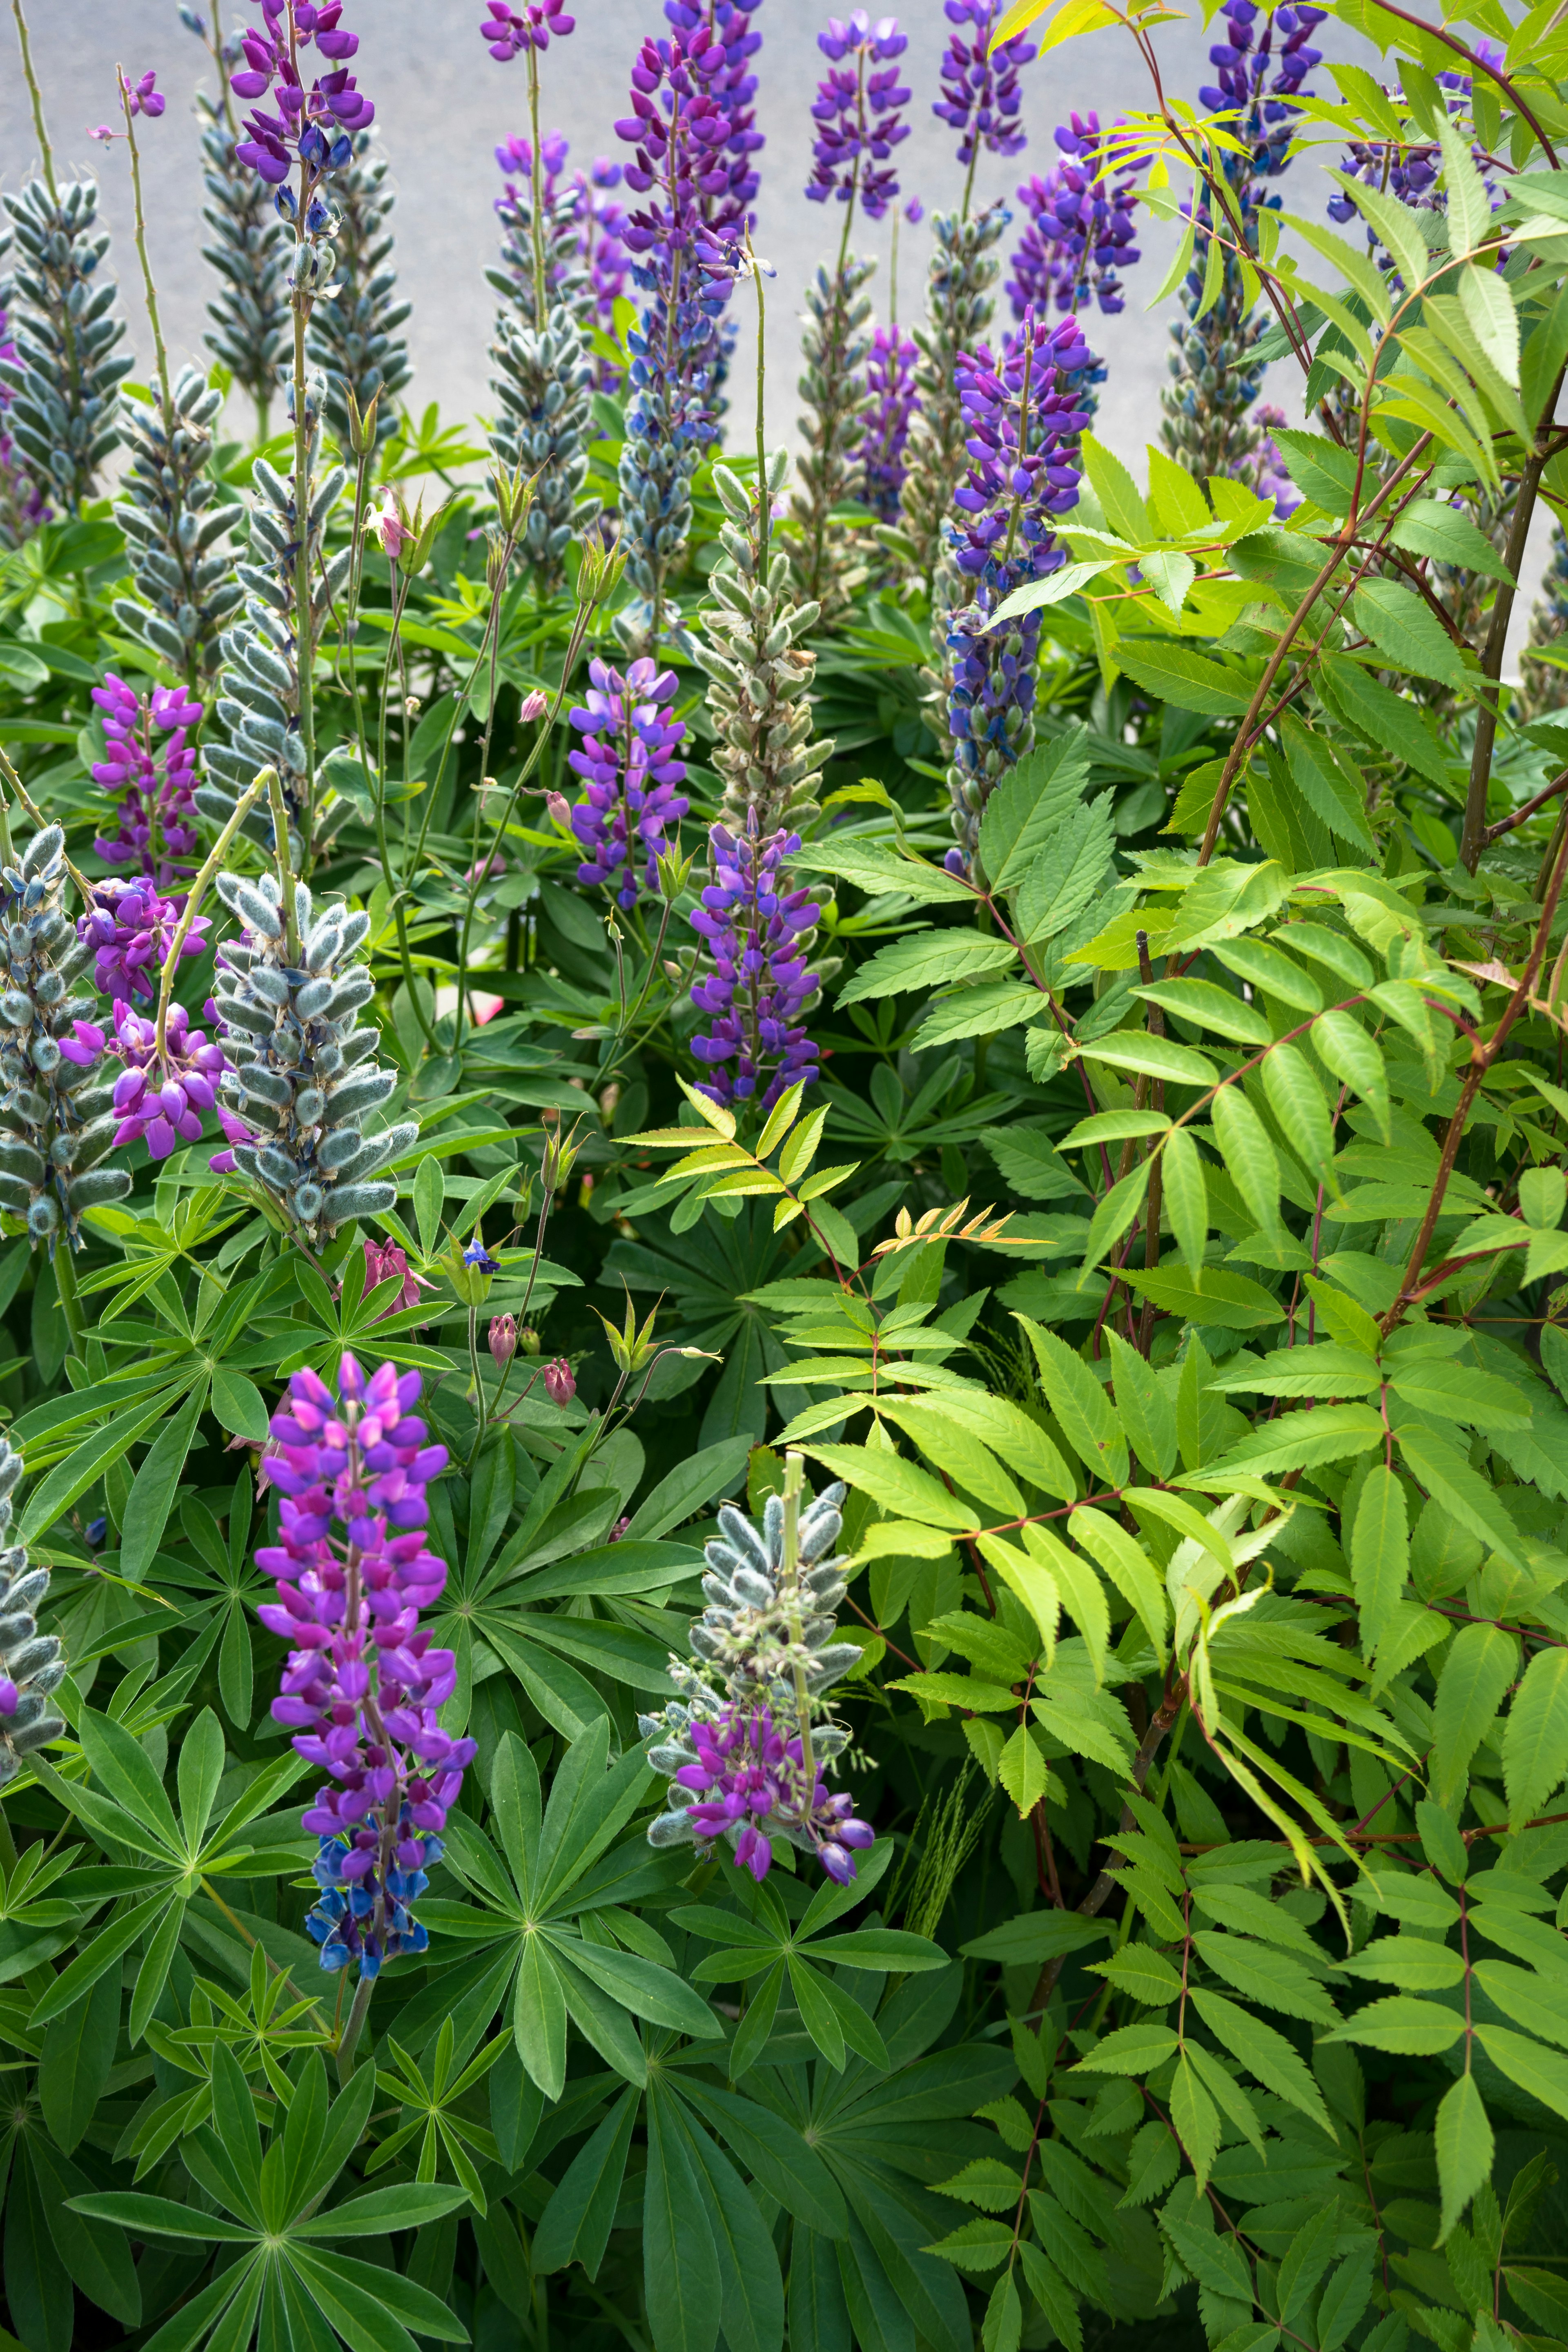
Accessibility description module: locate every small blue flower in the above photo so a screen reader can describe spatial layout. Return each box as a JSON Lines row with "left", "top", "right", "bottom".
{"left": 463, "top": 1236, "right": 501, "bottom": 1274}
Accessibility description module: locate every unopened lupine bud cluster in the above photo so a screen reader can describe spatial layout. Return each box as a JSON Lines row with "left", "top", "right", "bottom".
{"left": 791, "top": 253, "right": 877, "bottom": 626}
{"left": 304, "top": 131, "right": 410, "bottom": 448}
{"left": 208, "top": 872, "right": 416, "bottom": 1248}
{"left": 0, "top": 829, "right": 130, "bottom": 1251}
{"left": 0, "top": 1436, "right": 65, "bottom": 1785}
{"left": 89, "top": 675, "right": 201, "bottom": 882}
{"left": 489, "top": 287, "right": 601, "bottom": 597}
{"left": 202, "top": 389, "right": 351, "bottom": 846}
{"left": 690, "top": 813, "right": 824, "bottom": 1110}
{"left": 0, "top": 177, "right": 129, "bottom": 510}
{"left": 944, "top": 309, "right": 1095, "bottom": 872}
{"left": 566, "top": 656, "right": 690, "bottom": 908}
{"left": 895, "top": 202, "right": 1010, "bottom": 599}
{"left": 185, "top": 18, "right": 288, "bottom": 427}
{"left": 112, "top": 365, "right": 241, "bottom": 681}
{"left": 642, "top": 1477, "right": 873, "bottom": 1884}
{"left": 0, "top": 226, "right": 50, "bottom": 547}
{"left": 697, "top": 457, "right": 833, "bottom": 838}
{"left": 256, "top": 1357, "right": 474, "bottom": 1978}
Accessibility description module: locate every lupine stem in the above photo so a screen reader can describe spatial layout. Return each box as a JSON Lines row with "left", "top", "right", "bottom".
{"left": 526, "top": 46, "right": 548, "bottom": 323}
{"left": 336, "top": 1971, "right": 375, "bottom": 2081}
{"left": 117, "top": 70, "right": 172, "bottom": 428}
{"left": 53, "top": 1244, "right": 84, "bottom": 1358}
{"left": 781, "top": 1450, "right": 817, "bottom": 1800}
{"left": 267, "top": 767, "right": 301, "bottom": 962}
{"left": 10, "top": 0, "right": 56, "bottom": 202}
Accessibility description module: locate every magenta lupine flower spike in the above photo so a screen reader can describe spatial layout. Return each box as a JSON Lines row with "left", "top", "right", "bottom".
{"left": 108, "top": 1000, "right": 226, "bottom": 1160}
{"left": 89, "top": 673, "right": 201, "bottom": 882}
{"left": 933, "top": 0, "right": 1037, "bottom": 167}
{"left": 566, "top": 657, "right": 690, "bottom": 909}
{"left": 480, "top": 0, "right": 575, "bottom": 57}
{"left": 689, "top": 818, "right": 823, "bottom": 1111}
{"left": 77, "top": 880, "right": 210, "bottom": 1007}
{"left": 806, "top": 13, "right": 911, "bottom": 222}
{"left": 256, "top": 1356, "right": 474, "bottom": 1979}
{"left": 232, "top": 0, "right": 373, "bottom": 189}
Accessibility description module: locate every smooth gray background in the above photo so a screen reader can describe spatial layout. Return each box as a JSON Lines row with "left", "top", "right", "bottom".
{"left": 0, "top": 0, "right": 1552, "bottom": 659}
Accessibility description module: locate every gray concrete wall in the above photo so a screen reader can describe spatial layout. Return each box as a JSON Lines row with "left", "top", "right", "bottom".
{"left": 1, "top": 0, "right": 1552, "bottom": 659}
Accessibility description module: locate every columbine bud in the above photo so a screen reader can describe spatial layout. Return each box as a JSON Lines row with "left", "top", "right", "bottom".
{"left": 546, "top": 792, "right": 573, "bottom": 836}
{"left": 544, "top": 1357, "right": 575, "bottom": 1404}
{"left": 519, "top": 690, "right": 549, "bottom": 724}
{"left": 519, "top": 1325, "right": 541, "bottom": 1355}
{"left": 368, "top": 494, "right": 414, "bottom": 564}
{"left": 488, "top": 1314, "right": 518, "bottom": 1367}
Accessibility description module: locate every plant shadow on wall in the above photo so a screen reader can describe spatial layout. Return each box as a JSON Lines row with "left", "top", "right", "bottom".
{"left": 5, "top": 0, "right": 1568, "bottom": 2348}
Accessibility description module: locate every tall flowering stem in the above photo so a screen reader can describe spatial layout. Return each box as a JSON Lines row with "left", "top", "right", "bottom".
{"left": 896, "top": 204, "right": 1010, "bottom": 604}
{"left": 793, "top": 13, "right": 910, "bottom": 622}
{"left": 944, "top": 309, "right": 1095, "bottom": 874}
{"left": 0, "top": 155, "right": 129, "bottom": 511}
{"left": 642, "top": 1456, "right": 871, "bottom": 1885}
{"left": 89, "top": 677, "right": 201, "bottom": 880}
{"left": 690, "top": 816, "right": 824, "bottom": 1112}
{"left": 935, "top": 0, "right": 1036, "bottom": 214}
{"left": 615, "top": 31, "right": 739, "bottom": 652}
{"left": 0, "top": 226, "right": 50, "bottom": 548}
{"left": 1161, "top": 1, "right": 1323, "bottom": 492}
{"left": 566, "top": 659, "right": 690, "bottom": 909}
{"left": 257, "top": 1357, "right": 474, "bottom": 2028}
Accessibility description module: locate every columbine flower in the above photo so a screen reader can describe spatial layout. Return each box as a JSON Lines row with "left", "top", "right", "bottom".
{"left": 933, "top": 0, "right": 1037, "bottom": 167}
{"left": 366, "top": 492, "right": 414, "bottom": 562}
{"left": 806, "top": 13, "right": 911, "bottom": 221}
{"left": 566, "top": 656, "right": 690, "bottom": 910}
{"left": 108, "top": 1000, "right": 226, "bottom": 1160}
{"left": 488, "top": 1313, "right": 518, "bottom": 1366}
{"left": 690, "top": 817, "right": 823, "bottom": 1111}
{"left": 642, "top": 1472, "right": 871, "bottom": 1884}
{"left": 463, "top": 1235, "right": 501, "bottom": 1275}
{"left": 479, "top": 0, "right": 575, "bottom": 57}
{"left": 89, "top": 675, "right": 202, "bottom": 880}
{"left": 361, "top": 1237, "right": 433, "bottom": 1321}
{"left": 121, "top": 69, "right": 167, "bottom": 119}
{"left": 256, "top": 1356, "right": 474, "bottom": 1978}
{"left": 944, "top": 308, "right": 1096, "bottom": 870}
{"left": 543, "top": 1356, "right": 575, "bottom": 1403}
{"left": 78, "top": 879, "right": 209, "bottom": 1007}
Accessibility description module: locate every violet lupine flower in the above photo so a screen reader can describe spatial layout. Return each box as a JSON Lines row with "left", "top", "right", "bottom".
{"left": 933, "top": 0, "right": 1037, "bottom": 169}
{"left": 209, "top": 1100, "right": 255, "bottom": 1176}
{"left": 121, "top": 71, "right": 167, "bottom": 120}
{"left": 806, "top": 13, "right": 911, "bottom": 223}
{"left": 862, "top": 324, "right": 918, "bottom": 522}
{"left": 479, "top": 0, "right": 575, "bottom": 57}
{"left": 78, "top": 881, "right": 210, "bottom": 1008}
{"left": 89, "top": 674, "right": 201, "bottom": 881}
{"left": 944, "top": 309, "right": 1097, "bottom": 871}
{"left": 677, "top": 1705, "right": 874, "bottom": 1883}
{"left": 1008, "top": 116, "right": 1141, "bottom": 321}
{"left": 232, "top": 0, "right": 373, "bottom": 189}
{"left": 257, "top": 1356, "right": 475, "bottom": 1980}
{"left": 1326, "top": 50, "right": 1502, "bottom": 275}
{"left": 1200, "top": 0, "right": 1325, "bottom": 180}
{"left": 107, "top": 1000, "right": 226, "bottom": 1160}
{"left": 665, "top": 0, "right": 766, "bottom": 238}
{"left": 566, "top": 657, "right": 690, "bottom": 910}
{"left": 690, "top": 818, "right": 823, "bottom": 1111}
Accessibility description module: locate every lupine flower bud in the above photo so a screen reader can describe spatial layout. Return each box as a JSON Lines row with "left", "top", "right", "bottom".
{"left": 257, "top": 1357, "right": 474, "bottom": 1978}
{"left": 0, "top": 174, "right": 129, "bottom": 513}
{"left": 543, "top": 1356, "right": 575, "bottom": 1403}
{"left": 0, "top": 1434, "right": 65, "bottom": 1782}
{"left": 306, "top": 131, "right": 411, "bottom": 452}
{"left": 898, "top": 203, "right": 1011, "bottom": 600}
{"left": 519, "top": 689, "right": 550, "bottom": 723}
{"left": 488, "top": 1313, "right": 518, "bottom": 1366}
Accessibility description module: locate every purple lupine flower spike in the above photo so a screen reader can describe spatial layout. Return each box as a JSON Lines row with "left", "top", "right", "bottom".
{"left": 678, "top": 1706, "right": 874, "bottom": 1882}
{"left": 122, "top": 70, "right": 167, "bottom": 120}
{"left": 566, "top": 657, "right": 690, "bottom": 909}
{"left": 479, "top": 0, "right": 575, "bottom": 56}
{"left": 1007, "top": 115, "right": 1141, "bottom": 322}
{"left": 232, "top": 0, "right": 374, "bottom": 189}
{"left": 257, "top": 1356, "right": 474, "bottom": 1980}
{"left": 933, "top": 0, "right": 1037, "bottom": 167}
{"left": 78, "top": 880, "right": 210, "bottom": 1007}
{"left": 108, "top": 1000, "right": 227, "bottom": 1160}
{"left": 689, "top": 817, "right": 823, "bottom": 1111}
{"left": 89, "top": 674, "right": 201, "bottom": 882}
{"left": 944, "top": 308, "right": 1097, "bottom": 870}
{"left": 806, "top": 11, "right": 911, "bottom": 221}
{"left": 862, "top": 324, "right": 918, "bottom": 523}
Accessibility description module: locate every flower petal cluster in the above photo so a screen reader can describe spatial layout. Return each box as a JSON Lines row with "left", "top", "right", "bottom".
{"left": 665, "top": 0, "right": 766, "bottom": 234}
{"left": 0, "top": 827, "right": 129, "bottom": 1250}
{"left": 566, "top": 657, "right": 690, "bottom": 909}
{"left": 107, "top": 1000, "right": 225, "bottom": 1160}
{"left": 806, "top": 13, "right": 911, "bottom": 221}
{"left": 256, "top": 1357, "right": 474, "bottom": 1978}
{"left": 78, "top": 880, "right": 209, "bottom": 1008}
{"left": 122, "top": 70, "right": 167, "bottom": 120}
{"left": 642, "top": 1479, "right": 871, "bottom": 1885}
{"left": 1325, "top": 52, "right": 1502, "bottom": 280}
{"left": 1199, "top": 0, "right": 1324, "bottom": 177}
{"left": 944, "top": 310, "right": 1096, "bottom": 869}
{"left": 361, "top": 1237, "right": 432, "bottom": 1321}
{"left": 1007, "top": 115, "right": 1141, "bottom": 321}
{"left": 690, "top": 818, "right": 822, "bottom": 1111}
{"left": 479, "top": 0, "right": 575, "bottom": 57}
{"left": 89, "top": 676, "right": 202, "bottom": 879}
{"left": 233, "top": 0, "right": 374, "bottom": 187}
{"left": 862, "top": 323, "right": 918, "bottom": 523}
{"left": 933, "top": 0, "right": 1037, "bottom": 167}
{"left": 0, "top": 1436, "right": 66, "bottom": 1784}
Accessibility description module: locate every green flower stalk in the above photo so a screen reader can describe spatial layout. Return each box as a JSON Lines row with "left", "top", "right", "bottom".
{"left": 304, "top": 129, "right": 410, "bottom": 451}
{"left": 697, "top": 457, "right": 833, "bottom": 837}
{"left": 893, "top": 201, "right": 1008, "bottom": 604}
